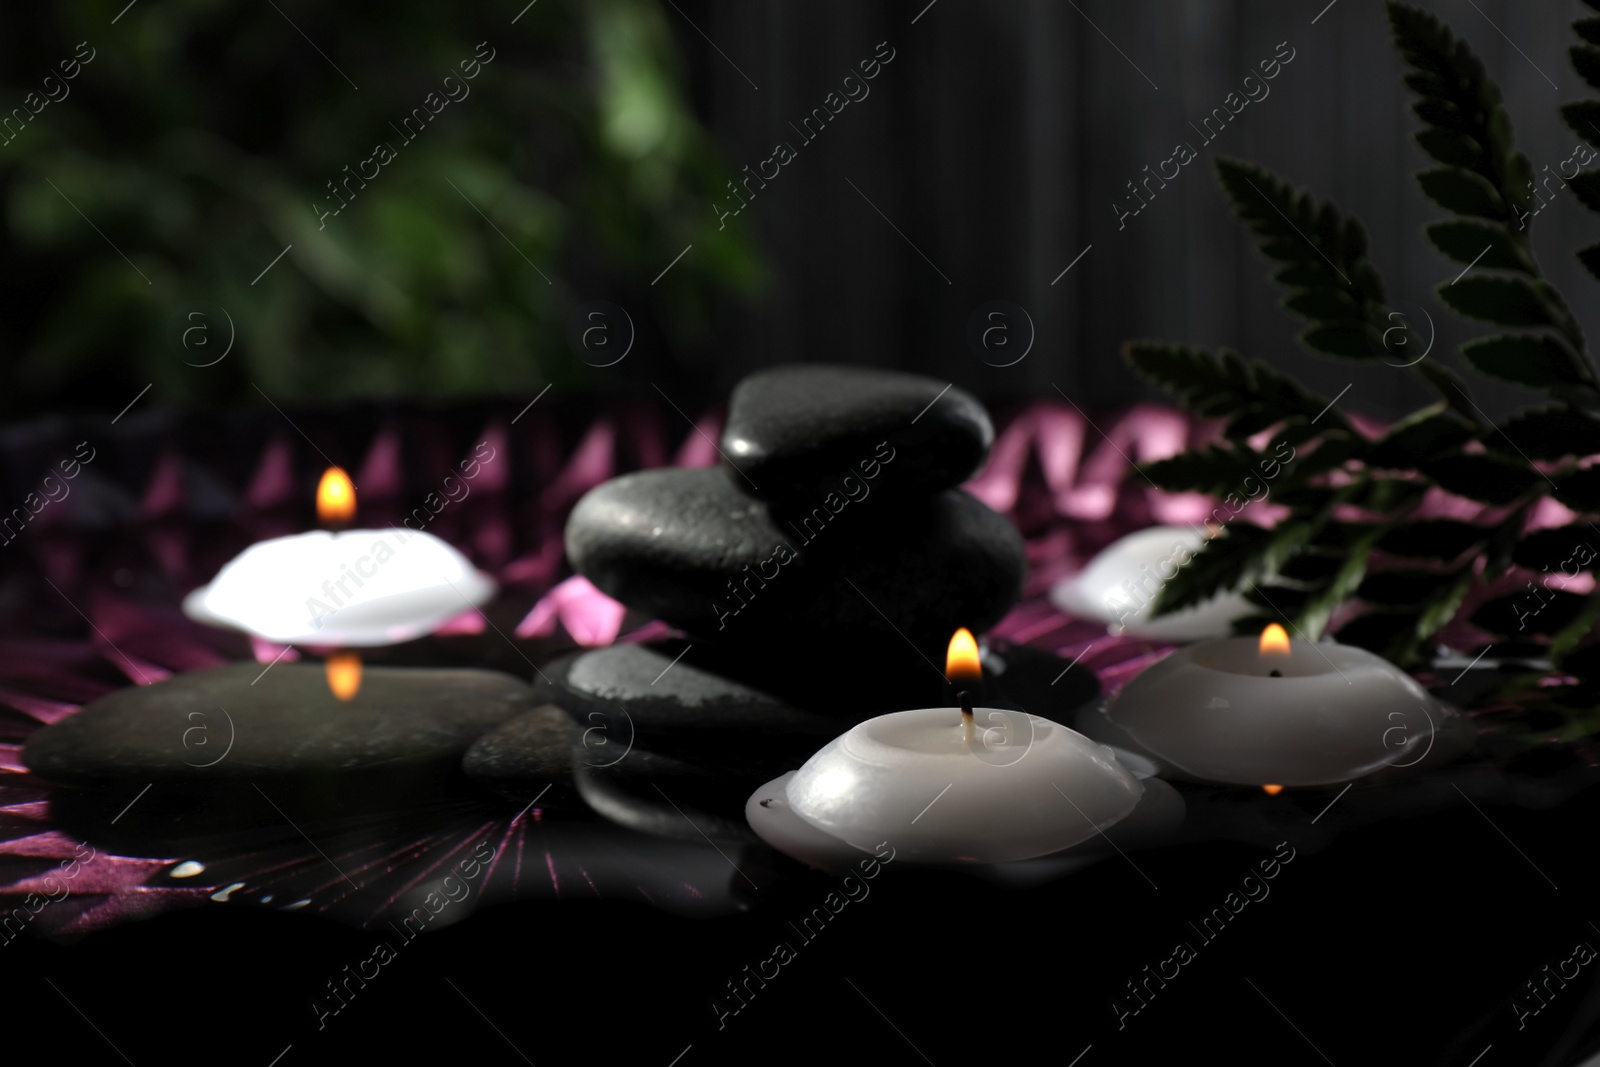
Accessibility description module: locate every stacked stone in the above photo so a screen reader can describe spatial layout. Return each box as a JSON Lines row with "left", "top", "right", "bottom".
{"left": 564, "top": 364, "right": 1026, "bottom": 689}
{"left": 464, "top": 366, "right": 1031, "bottom": 840}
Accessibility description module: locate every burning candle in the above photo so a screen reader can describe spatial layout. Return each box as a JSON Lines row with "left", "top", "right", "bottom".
{"left": 746, "top": 630, "right": 1146, "bottom": 864}
{"left": 183, "top": 466, "right": 496, "bottom": 696}
{"left": 1096, "top": 623, "right": 1461, "bottom": 786}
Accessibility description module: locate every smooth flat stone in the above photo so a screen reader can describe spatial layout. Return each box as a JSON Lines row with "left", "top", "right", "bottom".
{"left": 722, "top": 364, "right": 993, "bottom": 501}
{"left": 564, "top": 643, "right": 840, "bottom": 738}
{"left": 564, "top": 642, "right": 805, "bottom": 720}
{"left": 460, "top": 704, "right": 585, "bottom": 805}
{"left": 22, "top": 663, "right": 537, "bottom": 786}
{"left": 536, "top": 643, "right": 845, "bottom": 775}
{"left": 565, "top": 467, "right": 1025, "bottom": 652}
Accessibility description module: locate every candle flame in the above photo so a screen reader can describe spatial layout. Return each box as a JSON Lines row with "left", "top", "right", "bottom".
{"left": 945, "top": 628, "right": 982, "bottom": 684}
{"left": 325, "top": 651, "right": 362, "bottom": 701}
{"left": 1262, "top": 784, "right": 1284, "bottom": 796}
{"left": 317, "top": 466, "right": 357, "bottom": 525}
{"left": 1259, "top": 623, "right": 1291, "bottom": 657}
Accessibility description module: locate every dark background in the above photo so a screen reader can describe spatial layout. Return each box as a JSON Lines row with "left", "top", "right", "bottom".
{"left": 9, "top": 788, "right": 1600, "bottom": 1066}
{"left": 682, "top": 0, "right": 1596, "bottom": 420}
{"left": 0, "top": 0, "right": 1592, "bottom": 423}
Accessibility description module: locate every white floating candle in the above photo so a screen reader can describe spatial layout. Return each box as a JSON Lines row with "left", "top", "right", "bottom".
{"left": 184, "top": 527, "right": 495, "bottom": 646}
{"left": 747, "top": 749, "right": 1183, "bottom": 877}
{"left": 747, "top": 629, "right": 1145, "bottom": 865}
{"left": 185, "top": 468, "right": 494, "bottom": 651}
{"left": 1051, "top": 525, "right": 1254, "bottom": 641}
{"left": 1102, "top": 623, "right": 1459, "bottom": 786}
{"left": 780, "top": 707, "right": 1143, "bottom": 863}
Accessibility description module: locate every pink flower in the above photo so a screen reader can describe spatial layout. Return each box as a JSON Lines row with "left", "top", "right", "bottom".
{"left": 516, "top": 575, "right": 627, "bottom": 646}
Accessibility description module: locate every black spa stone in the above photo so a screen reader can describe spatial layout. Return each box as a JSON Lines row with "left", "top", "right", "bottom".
{"left": 565, "top": 643, "right": 835, "bottom": 734}
{"left": 564, "top": 466, "right": 1026, "bottom": 654}
{"left": 22, "top": 662, "right": 536, "bottom": 786}
{"left": 460, "top": 704, "right": 585, "bottom": 805}
{"left": 536, "top": 641, "right": 845, "bottom": 771}
{"left": 722, "top": 364, "right": 993, "bottom": 501}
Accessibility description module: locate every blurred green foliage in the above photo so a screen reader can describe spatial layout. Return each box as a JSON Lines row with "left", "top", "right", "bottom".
{"left": 0, "top": 0, "right": 762, "bottom": 414}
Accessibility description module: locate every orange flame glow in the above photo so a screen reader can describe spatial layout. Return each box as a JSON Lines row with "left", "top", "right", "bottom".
{"left": 1259, "top": 623, "right": 1291, "bottom": 657}
{"left": 317, "top": 467, "right": 357, "bottom": 525}
{"left": 945, "top": 628, "right": 982, "bottom": 685}
{"left": 325, "top": 651, "right": 362, "bottom": 701}
{"left": 1262, "top": 784, "right": 1285, "bottom": 796}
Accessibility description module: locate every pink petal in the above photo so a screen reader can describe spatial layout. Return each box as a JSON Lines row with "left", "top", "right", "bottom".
{"left": 434, "top": 609, "right": 487, "bottom": 636}
{"left": 138, "top": 448, "right": 186, "bottom": 519}
{"left": 357, "top": 425, "right": 405, "bottom": 500}
{"left": 516, "top": 576, "right": 627, "bottom": 646}
{"left": 246, "top": 434, "right": 297, "bottom": 511}
{"left": 250, "top": 637, "right": 300, "bottom": 664}
{"left": 671, "top": 409, "right": 725, "bottom": 468}
{"left": 469, "top": 422, "right": 510, "bottom": 493}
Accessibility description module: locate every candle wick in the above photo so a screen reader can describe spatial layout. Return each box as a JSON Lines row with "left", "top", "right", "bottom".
{"left": 1269, "top": 669, "right": 1283, "bottom": 678}
{"left": 959, "top": 689, "right": 974, "bottom": 745}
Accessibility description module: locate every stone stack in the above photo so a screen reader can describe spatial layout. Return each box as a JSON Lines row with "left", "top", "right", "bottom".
{"left": 480, "top": 366, "right": 1032, "bottom": 839}
{"left": 564, "top": 364, "right": 1026, "bottom": 693}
